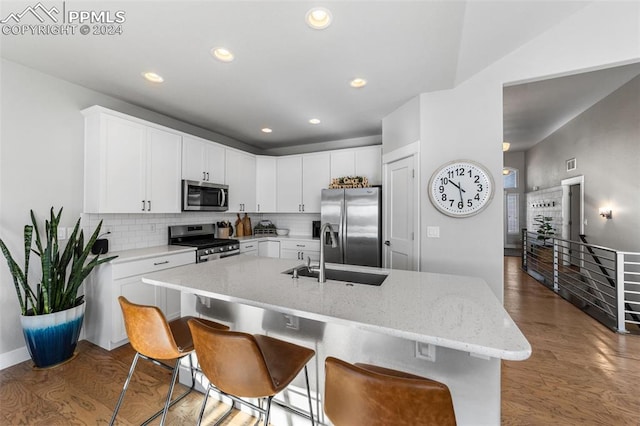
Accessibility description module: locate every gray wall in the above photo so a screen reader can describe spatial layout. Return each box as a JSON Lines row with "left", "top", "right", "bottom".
{"left": 381, "top": 95, "right": 420, "bottom": 153}
{"left": 526, "top": 75, "right": 640, "bottom": 251}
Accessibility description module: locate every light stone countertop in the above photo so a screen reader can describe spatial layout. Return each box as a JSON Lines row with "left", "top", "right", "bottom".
{"left": 142, "top": 255, "right": 531, "bottom": 361}
{"left": 234, "top": 234, "right": 318, "bottom": 243}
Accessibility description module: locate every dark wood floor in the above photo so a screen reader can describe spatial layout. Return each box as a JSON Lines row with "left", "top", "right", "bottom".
{"left": 1, "top": 256, "right": 639, "bottom": 425}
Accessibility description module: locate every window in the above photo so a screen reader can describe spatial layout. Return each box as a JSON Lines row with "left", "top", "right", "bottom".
{"left": 506, "top": 193, "right": 519, "bottom": 234}
{"left": 503, "top": 168, "right": 518, "bottom": 189}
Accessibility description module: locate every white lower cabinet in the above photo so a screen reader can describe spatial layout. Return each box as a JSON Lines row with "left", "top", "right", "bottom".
{"left": 84, "top": 250, "right": 194, "bottom": 350}
{"left": 258, "top": 240, "right": 280, "bottom": 258}
{"left": 280, "top": 240, "right": 320, "bottom": 261}
{"left": 240, "top": 241, "right": 258, "bottom": 256}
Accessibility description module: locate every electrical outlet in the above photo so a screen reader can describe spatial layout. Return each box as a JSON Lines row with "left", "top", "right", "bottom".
{"left": 415, "top": 341, "right": 436, "bottom": 362}
{"left": 57, "top": 227, "right": 66, "bottom": 240}
{"left": 284, "top": 314, "right": 299, "bottom": 330}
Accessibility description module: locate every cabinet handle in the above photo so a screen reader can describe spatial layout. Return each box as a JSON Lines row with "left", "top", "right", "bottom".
{"left": 302, "top": 204, "right": 305, "bottom": 212}
{"left": 298, "top": 204, "right": 301, "bottom": 212}
{"left": 203, "top": 171, "right": 206, "bottom": 180}
{"left": 296, "top": 244, "right": 305, "bottom": 248}
{"left": 154, "top": 260, "right": 169, "bottom": 266}
{"left": 245, "top": 245, "right": 254, "bottom": 249}
{"left": 257, "top": 204, "right": 260, "bottom": 212}
{"left": 147, "top": 200, "right": 151, "bottom": 211}
{"left": 141, "top": 200, "right": 145, "bottom": 211}
{"left": 206, "top": 172, "right": 210, "bottom": 181}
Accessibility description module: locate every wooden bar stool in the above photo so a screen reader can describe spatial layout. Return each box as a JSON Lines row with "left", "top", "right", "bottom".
{"left": 110, "top": 296, "right": 229, "bottom": 426}
{"left": 324, "top": 357, "right": 457, "bottom": 426}
{"left": 188, "top": 318, "right": 316, "bottom": 426}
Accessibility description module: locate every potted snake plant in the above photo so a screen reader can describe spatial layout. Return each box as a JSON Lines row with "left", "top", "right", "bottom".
{"left": 0, "top": 207, "right": 116, "bottom": 368}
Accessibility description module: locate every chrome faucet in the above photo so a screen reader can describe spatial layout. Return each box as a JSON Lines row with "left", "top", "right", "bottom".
{"left": 318, "top": 222, "right": 338, "bottom": 283}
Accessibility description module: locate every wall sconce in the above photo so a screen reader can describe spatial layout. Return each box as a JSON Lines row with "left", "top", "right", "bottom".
{"left": 599, "top": 207, "right": 612, "bottom": 219}
{"left": 502, "top": 142, "right": 510, "bottom": 152}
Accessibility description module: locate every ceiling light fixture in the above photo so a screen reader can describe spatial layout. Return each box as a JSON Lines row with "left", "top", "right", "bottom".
{"left": 142, "top": 72, "right": 164, "bottom": 83}
{"left": 306, "top": 7, "right": 332, "bottom": 29}
{"left": 211, "top": 47, "right": 234, "bottom": 62}
{"left": 261, "top": 128, "right": 273, "bottom": 134}
{"left": 503, "top": 142, "right": 511, "bottom": 151}
{"left": 309, "top": 118, "right": 321, "bottom": 125}
{"left": 350, "top": 78, "right": 367, "bottom": 88}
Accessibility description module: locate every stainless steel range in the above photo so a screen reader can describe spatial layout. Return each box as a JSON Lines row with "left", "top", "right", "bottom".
{"left": 168, "top": 224, "right": 239, "bottom": 263}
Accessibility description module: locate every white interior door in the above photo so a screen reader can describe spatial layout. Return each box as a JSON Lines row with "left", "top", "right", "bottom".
{"left": 384, "top": 155, "right": 415, "bottom": 270}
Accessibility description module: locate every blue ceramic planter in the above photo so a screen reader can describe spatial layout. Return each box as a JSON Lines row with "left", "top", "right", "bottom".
{"left": 20, "top": 302, "right": 85, "bottom": 368}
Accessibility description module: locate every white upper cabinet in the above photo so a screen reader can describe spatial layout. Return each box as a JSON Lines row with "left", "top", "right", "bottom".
{"left": 225, "top": 149, "right": 256, "bottom": 212}
{"left": 82, "top": 107, "right": 182, "bottom": 214}
{"left": 276, "top": 156, "right": 303, "bottom": 213}
{"left": 302, "top": 152, "right": 330, "bottom": 212}
{"left": 330, "top": 150, "right": 356, "bottom": 178}
{"left": 330, "top": 146, "right": 382, "bottom": 186}
{"left": 276, "top": 153, "right": 330, "bottom": 213}
{"left": 182, "top": 135, "right": 225, "bottom": 184}
{"left": 355, "top": 145, "right": 382, "bottom": 185}
{"left": 256, "top": 156, "right": 277, "bottom": 213}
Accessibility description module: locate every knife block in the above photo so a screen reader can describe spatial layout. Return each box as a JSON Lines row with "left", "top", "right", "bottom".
{"left": 218, "top": 228, "right": 230, "bottom": 239}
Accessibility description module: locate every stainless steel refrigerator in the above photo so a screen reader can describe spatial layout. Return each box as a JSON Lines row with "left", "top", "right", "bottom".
{"left": 321, "top": 187, "right": 382, "bottom": 267}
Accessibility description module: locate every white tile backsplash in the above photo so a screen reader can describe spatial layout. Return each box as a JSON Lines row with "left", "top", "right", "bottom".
{"left": 81, "top": 212, "right": 320, "bottom": 252}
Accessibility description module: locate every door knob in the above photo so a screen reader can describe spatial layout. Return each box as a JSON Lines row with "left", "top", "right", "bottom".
{"left": 384, "top": 241, "right": 390, "bottom": 246}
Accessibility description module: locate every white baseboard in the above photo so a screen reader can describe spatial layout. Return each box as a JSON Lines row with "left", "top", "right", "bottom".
{"left": 0, "top": 346, "right": 30, "bottom": 370}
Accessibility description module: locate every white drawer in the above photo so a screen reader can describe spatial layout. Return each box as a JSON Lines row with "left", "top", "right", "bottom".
{"left": 240, "top": 241, "right": 258, "bottom": 252}
{"left": 112, "top": 251, "right": 195, "bottom": 279}
{"left": 280, "top": 239, "right": 320, "bottom": 251}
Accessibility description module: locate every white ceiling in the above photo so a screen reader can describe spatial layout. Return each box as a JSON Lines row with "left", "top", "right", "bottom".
{"left": 2, "top": 0, "right": 627, "bottom": 152}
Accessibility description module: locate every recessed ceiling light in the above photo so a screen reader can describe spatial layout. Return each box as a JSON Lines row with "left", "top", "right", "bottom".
{"left": 142, "top": 72, "right": 164, "bottom": 83}
{"left": 211, "top": 47, "right": 234, "bottom": 62}
{"left": 309, "top": 118, "right": 321, "bottom": 125}
{"left": 261, "top": 128, "right": 273, "bottom": 134}
{"left": 306, "top": 7, "right": 332, "bottom": 29}
{"left": 350, "top": 78, "right": 367, "bottom": 88}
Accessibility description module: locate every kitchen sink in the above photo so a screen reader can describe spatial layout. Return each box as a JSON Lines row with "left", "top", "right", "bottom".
{"left": 284, "top": 266, "right": 388, "bottom": 286}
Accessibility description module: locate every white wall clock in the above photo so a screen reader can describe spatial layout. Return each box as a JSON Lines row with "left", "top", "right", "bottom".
{"left": 428, "top": 160, "right": 495, "bottom": 217}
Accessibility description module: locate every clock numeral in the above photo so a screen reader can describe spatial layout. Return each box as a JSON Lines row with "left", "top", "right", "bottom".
{"left": 441, "top": 194, "right": 447, "bottom": 202}
{"left": 467, "top": 199, "right": 473, "bottom": 207}
{"left": 449, "top": 200, "right": 455, "bottom": 207}
{"left": 439, "top": 185, "right": 445, "bottom": 194}
{"left": 474, "top": 175, "right": 480, "bottom": 183}
{"left": 474, "top": 193, "right": 480, "bottom": 201}
{"left": 468, "top": 170, "right": 472, "bottom": 178}
{"left": 456, "top": 167, "right": 465, "bottom": 176}
{"left": 457, "top": 201, "right": 463, "bottom": 209}
{"left": 477, "top": 184, "right": 483, "bottom": 192}
{"left": 440, "top": 177, "right": 449, "bottom": 185}
{"left": 447, "top": 170, "right": 454, "bottom": 179}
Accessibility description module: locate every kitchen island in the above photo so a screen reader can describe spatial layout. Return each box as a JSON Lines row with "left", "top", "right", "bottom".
{"left": 143, "top": 255, "right": 530, "bottom": 425}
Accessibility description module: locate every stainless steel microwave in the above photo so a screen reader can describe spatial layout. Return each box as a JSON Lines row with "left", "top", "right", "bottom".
{"left": 182, "top": 180, "right": 229, "bottom": 211}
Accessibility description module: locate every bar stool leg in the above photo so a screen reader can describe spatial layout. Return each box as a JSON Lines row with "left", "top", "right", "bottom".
{"left": 264, "top": 396, "right": 274, "bottom": 426}
{"left": 158, "top": 358, "right": 182, "bottom": 426}
{"left": 196, "top": 384, "right": 212, "bottom": 426}
{"left": 304, "top": 366, "right": 315, "bottom": 426}
{"left": 109, "top": 352, "right": 141, "bottom": 426}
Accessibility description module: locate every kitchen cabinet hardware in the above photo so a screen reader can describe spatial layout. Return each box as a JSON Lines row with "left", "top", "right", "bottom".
{"left": 153, "top": 260, "right": 170, "bottom": 266}
{"left": 206, "top": 172, "right": 210, "bottom": 181}
{"left": 141, "top": 200, "right": 145, "bottom": 211}
{"left": 296, "top": 244, "right": 305, "bottom": 248}
{"left": 203, "top": 171, "right": 206, "bottom": 180}
{"left": 147, "top": 200, "right": 151, "bottom": 211}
